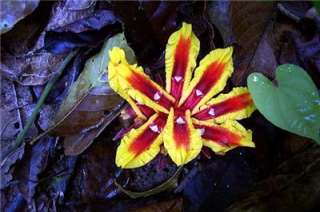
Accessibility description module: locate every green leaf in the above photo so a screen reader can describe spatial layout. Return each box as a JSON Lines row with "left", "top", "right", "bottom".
{"left": 55, "top": 33, "right": 135, "bottom": 123}
{"left": 313, "top": 0, "right": 320, "bottom": 13}
{"left": 29, "top": 33, "right": 135, "bottom": 155}
{"left": 247, "top": 64, "right": 320, "bottom": 144}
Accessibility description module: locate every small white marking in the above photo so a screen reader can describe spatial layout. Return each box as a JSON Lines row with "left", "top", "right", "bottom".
{"left": 174, "top": 76, "right": 183, "bottom": 82}
{"left": 208, "top": 108, "right": 215, "bottom": 116}
{"left": 176, "top": 117, "right": 186, "bottom": 124}
{"left": 252, "top": 75, "right": 259, "bottom": 82}
{"left": 58, "top": 191, "right": 64, "bottom": 197}
{"left": 153, "top": 92, "right": 161, "bottom": 101}
{"left": 149, "top": 124, "right": 160, "bottom": 133}
{"left": 199, "top": 128, "right": 205, "bottom": 136}
{"left": 195, "top": 89, "right": 203, "bottom": 96}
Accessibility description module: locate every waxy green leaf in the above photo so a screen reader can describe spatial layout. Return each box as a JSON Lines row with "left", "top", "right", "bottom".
{"left": 248, "top": 64, "right": 320, "bottom": 143}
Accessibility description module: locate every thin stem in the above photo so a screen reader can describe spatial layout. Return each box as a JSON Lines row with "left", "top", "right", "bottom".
{"left": 4, "top": 50, "right": 78, "bottom": 159}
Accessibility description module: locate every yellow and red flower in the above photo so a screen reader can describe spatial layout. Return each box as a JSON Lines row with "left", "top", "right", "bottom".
{"left": 108, "top": 23, "right": 256, "bottom": 168}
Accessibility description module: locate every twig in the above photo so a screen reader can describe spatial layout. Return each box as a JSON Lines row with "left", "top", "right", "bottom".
{"left": 3, "top": 50, "right": 79, "bottom": 159}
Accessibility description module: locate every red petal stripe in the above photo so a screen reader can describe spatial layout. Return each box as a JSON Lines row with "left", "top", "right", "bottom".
{"left": 127, "top": 71, "right": 173, "bottom": 110}
{"left": 170, "top": 37, "right": 191, "bottom": 101}
{"left": 173, "top": 109, "right": 190, "bottom": 149}
{"left": 194, "top": 124, "right": 241, "bottom": 147}
{"left": 137, "top": 103, "right": 155, "bottom": 118}
{"left": 180, "top": 62, "right": 225, "bottom": 110}
{"left": 129, "top": 113, "right": 167, "bottom": 156}
{"left": 193, "top": 93, "right": 253, "bottom": 120}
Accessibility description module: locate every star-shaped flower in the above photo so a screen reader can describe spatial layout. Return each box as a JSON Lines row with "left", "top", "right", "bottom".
{"left": 108, "top": 23, "right": 256, "bottom": 168}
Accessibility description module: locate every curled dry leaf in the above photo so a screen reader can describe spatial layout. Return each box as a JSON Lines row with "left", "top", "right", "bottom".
{"left": 44, "top": 9, "right": 121, "bottom": 54}
{"left": 50, "top": 33, "right": 135, "bottom": 155}
{"left": 0, "top": 0, "right": 118, "bottom": 86}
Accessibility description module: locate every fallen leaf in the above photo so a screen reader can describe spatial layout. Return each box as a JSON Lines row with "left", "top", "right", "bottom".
{"left": 248, "top": 64, "right": 320, "bottom": 143}
{"left": 227, "top": 144, "right": 320, "bottom": 212}
{"left": 230, "top": 2, "right": 277, "bottom": 85}
{"left": 0, "top": 78, "right": 40, "bottom": 189}
{"left": 14, "top": 137, "right": 56, "bottom": 207}
{"left": 0, "top": 0, "right": 40, "bottom": 34}
{"left": 0, "top": 0, "right": 118, "bottom": 86}
{"left": 180, "top": 149, "right": 254, "bottom": 211}
{"left": 44, "top": 10, "right": 121, "bottom": 54}
{"left": 208, "top": 1, "right": 234, "bottom": 45}
{"left": 115, "top": 166, "right": 183, "bottom": 199}
{"left": 47, "top": 33, "right": 135, "bottom": 155}
{"left": 68, "top": 130, "right": 119, "bottom": 202}
{"left": 38, "top": 154, "right": 78, "bottom": 206}
{"left": 1, "top": 185, "right": 27, "bottom": 211}
{"left": 130, "top": 197, "right": 183, "bottom": 212}
{"left": 63, "top": 103, "right": 123, "bottom": 155}
{"left": 50, "top": 33, "right": 132, "bottom": 134}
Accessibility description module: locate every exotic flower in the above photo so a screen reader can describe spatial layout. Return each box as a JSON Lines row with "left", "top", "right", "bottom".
{"left": 108, "top": 23, "right": 256, "bottom": 168}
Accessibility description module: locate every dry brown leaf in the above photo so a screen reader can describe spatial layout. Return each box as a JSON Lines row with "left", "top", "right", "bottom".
{"left": 230, "top": 2, "right": 277, "bottom": 85}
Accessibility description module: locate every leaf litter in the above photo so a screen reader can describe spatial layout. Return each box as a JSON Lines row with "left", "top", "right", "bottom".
{"left": 1, "top": 1, "right": 320, "bottom": 211}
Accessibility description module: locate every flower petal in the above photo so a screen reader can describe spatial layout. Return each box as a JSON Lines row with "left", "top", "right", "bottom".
{"left": 165, "top": 22, "right": 200, "bottom": 101}
{"left": 193, "top": 87, "right": 255, "bottom": 122}
{"left": 115, "top": 113, "right": 167, "bottom": 168}
{"left": 136, "top": 102, "right": 156, "bottom": 118}
{"left": 163, "top": 108, "right": 202, "bottom": 166}
{"left": 108, "top": 47, "right": 175, "bottom": 115}
{"left": 179, "top": 47, "right": 234, "bottom": 113}
{"left": 193, "top": 119, "right": 254, "bottom": 154}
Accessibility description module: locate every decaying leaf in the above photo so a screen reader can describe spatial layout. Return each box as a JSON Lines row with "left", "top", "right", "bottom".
{"left": 131, "top": 197, "right": 183, "bottom": 212}
{"left": 115, "top": 166, "right": 183, "bottom": 199}
{"left": 0, "top": 0, "right": 119, "bottom": 86}
{"left": 208, "top": 1, "right": 234, "bottom": 45}
{"left": 0, "top": 79, "right": 40, "bottom": 189}
{"left": 50, "top": 33, "right": 135, "bottom": 155}
{"left": 230, "top": 2, "right": 277, "bottom": 85}
{"left": 0, "top": 0, "right": 40, "bottom": 34}
{"left": 44, "top": 9, "right": 120, "bottom": 54}
{"left": 227, "top": 144, "right": 320, "bottom": 212}
{"left": 14, "top": 137, "right": 55, "bottom": 207}
{"left": 63, "top": 103, "right": 123, "bottom": 156}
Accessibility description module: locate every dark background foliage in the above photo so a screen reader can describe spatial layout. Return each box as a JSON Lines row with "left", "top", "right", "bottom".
{"left": 1, "top": 1, "right": 320, "bottom": 211}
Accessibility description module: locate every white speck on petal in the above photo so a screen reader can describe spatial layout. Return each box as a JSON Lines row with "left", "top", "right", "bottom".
{"left": 174, "top": 76, "right": 183, "bottom": 82}
{"left": 153, "top": 92, "right": 161, "bottom": 101}
{"left": 196, "top": 89, "right": 203, "bottom": 96}
{"left": 252, "top": 75, "right": 258, "bottom": 82}
{"left": 208, "top": 108, "right": 215, "bottom": 116}
{"left": 176, "top": 117, "right": 186, "bottom": 124}
{"left": 149, "top": 124, "right": 160, "bottom": 133}
{"left": 199, "top": 128, "right": 205, "bottom": 136}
